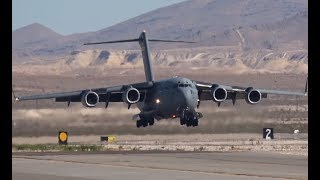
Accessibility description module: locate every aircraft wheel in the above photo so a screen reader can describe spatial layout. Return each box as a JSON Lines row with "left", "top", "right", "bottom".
{"left": 148, "top": 118, "right": 154, "bottom": 126}
{"left": 187, "top": 115, "right": 195, "bottom": 127}
{"left": 180, "top": 118, "right": 186, "bottom": 125}
{"left": 186, "top": 119, "right": 192, "bottom": 127}
{"left": 136, "top": 120, "right": 142, "bottom": 128}
{"left": 191, "top": 120, "right": 195, "bottom": 127}
{"left": 193, "top": 119, "right": 198, "bottom": 127}
{"left": 142, "top": 119, "right": 148, "bottom": 127}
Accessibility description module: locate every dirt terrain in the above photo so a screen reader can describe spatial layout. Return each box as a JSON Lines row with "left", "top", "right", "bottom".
{"left": 12, "top": 133, "right": 308, "bottom": 156}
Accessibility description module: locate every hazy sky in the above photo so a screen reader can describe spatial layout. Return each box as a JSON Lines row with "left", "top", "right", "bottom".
{"left": 13, "top": 0, "right": 186, "bottom": 35}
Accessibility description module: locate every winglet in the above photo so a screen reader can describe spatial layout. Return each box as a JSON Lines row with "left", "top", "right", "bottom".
{"left": 304, "top": 76, "right": 308, "bottom": 96}
{"left": 12, "top": 88, "right": 20, "bottom": 101}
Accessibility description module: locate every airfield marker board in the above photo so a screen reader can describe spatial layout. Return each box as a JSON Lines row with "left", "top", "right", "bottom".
{"left": 263, "top": 128, "right": 274, "bottom": 140}
{"left": 58, "top": 131, "right": 68, "bottom": 145}
{"left": 100, "top": 136, "right": 116, "bottom": 143}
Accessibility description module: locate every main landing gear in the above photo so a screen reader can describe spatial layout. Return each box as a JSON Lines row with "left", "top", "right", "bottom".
{"left": 136, "top": 117, "right": 154, "bottom": 128}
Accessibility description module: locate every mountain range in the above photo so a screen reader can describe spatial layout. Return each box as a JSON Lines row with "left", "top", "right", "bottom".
{"left": 12, "top": 0, "right": 307, "bottom": 74}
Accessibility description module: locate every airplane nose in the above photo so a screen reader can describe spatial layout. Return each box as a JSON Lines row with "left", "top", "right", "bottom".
{"left": 180, "top": 88, "right": 197, "bottom": 110}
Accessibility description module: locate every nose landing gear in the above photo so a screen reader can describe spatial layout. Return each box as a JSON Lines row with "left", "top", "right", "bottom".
{"left": 185, "top": 118, "right": 198, "bottom": 127}
{"left": 180, "top": 111, "right": 201, "bottom": 127}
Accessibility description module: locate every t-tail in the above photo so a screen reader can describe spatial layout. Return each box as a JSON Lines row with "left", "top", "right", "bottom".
{"left": 84, "top": 30, "right": 194, "bottom": 82}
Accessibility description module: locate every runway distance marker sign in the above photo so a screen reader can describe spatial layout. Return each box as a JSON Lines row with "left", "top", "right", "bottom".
{"left": 263, "top": 128, "right": 274, "bottom": 140}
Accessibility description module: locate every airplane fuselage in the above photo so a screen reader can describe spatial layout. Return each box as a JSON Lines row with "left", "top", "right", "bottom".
{"left": 137, "top": 76, "right": 199, "bottom": 120}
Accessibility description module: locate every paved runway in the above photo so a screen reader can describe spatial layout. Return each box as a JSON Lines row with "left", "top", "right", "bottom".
{"left": 13, "top": 151, "right": 307, "bottom": 180}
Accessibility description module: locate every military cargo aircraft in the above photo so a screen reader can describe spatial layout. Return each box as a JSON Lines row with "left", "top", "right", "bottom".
{"left": 13, "top": 31, "right": 308, "bottom": 128}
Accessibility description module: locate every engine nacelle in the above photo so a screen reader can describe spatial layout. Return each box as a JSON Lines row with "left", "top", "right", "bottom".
{"left": 211, "top": 85, "right": 227, "bottom": 102}
{"left": 245, "top": 87, "right": 261, "bottom": 104}
{"left": 122, "top": 87, "right": 140, "bottom": 104}
{"left": 81, "top": 91, "right": 99, "bottom": 107}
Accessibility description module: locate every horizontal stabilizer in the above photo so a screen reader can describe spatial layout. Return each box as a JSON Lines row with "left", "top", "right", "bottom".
{"left": 84, "top": 39, "right": 195, "bottom": 45}
{"left": 12, "top": 88, "right": 19, "bottom": 101}
{"left": 148, "top": 39, "right": 195, "bottom": 43}
{"left": 304, "top": 76, "right": 308, "bottom": 95}
{"left": 84, "top": 39, "right": 139, "bottom": 45}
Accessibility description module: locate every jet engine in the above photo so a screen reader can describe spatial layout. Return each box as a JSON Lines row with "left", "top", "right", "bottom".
{"left": 122, "top": 87, "right": 140, "bottom": 104}
{"left": 81, "top": 91, "right": 99, "bottom": 107}
{"left": 245, "top": 87, "right": 261, "bottom": 104}
{"left": 211, "top": 85, "right": 227, "bottom": 102}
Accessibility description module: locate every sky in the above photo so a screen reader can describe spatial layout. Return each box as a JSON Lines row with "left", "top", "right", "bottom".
{"left": 13, "top": 0, "right": 186, "bottom": 35}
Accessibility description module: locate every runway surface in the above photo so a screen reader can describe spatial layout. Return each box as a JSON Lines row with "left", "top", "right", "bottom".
{"left": 13, "top": 151, "right": 307, "bottom": 180}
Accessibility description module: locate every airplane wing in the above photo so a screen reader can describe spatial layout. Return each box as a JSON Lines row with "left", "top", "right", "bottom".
{"left": 194, "top": 77, "right": 307, "bottom": 104}
{"left": 13, "top": 81, "right": 153, "bottom": 106}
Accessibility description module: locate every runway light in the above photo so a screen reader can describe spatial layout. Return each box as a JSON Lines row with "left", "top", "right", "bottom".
{"left": 155, "top": 99, "right": 160, "bottom": 104}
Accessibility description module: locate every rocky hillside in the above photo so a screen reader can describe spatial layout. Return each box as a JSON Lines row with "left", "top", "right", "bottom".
{"left": 12, "top": 0, "right": 307, "bottom": 74}
{"left": 12, "top": 47, "right": 307, "bottom": 75}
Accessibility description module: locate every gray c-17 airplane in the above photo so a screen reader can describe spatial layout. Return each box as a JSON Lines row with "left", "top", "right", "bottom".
{"left": 13, "top": 31, "right": 308, "bottom": 128}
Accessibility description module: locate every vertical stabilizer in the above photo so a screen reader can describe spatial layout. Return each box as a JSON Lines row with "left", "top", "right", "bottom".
{"left": 138, "top": 31, "right": 154, "bottom": 82}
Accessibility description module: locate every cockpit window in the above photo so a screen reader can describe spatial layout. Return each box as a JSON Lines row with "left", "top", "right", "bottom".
{"left": 178, "top": 84, "right": 191, "bottom": 88}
